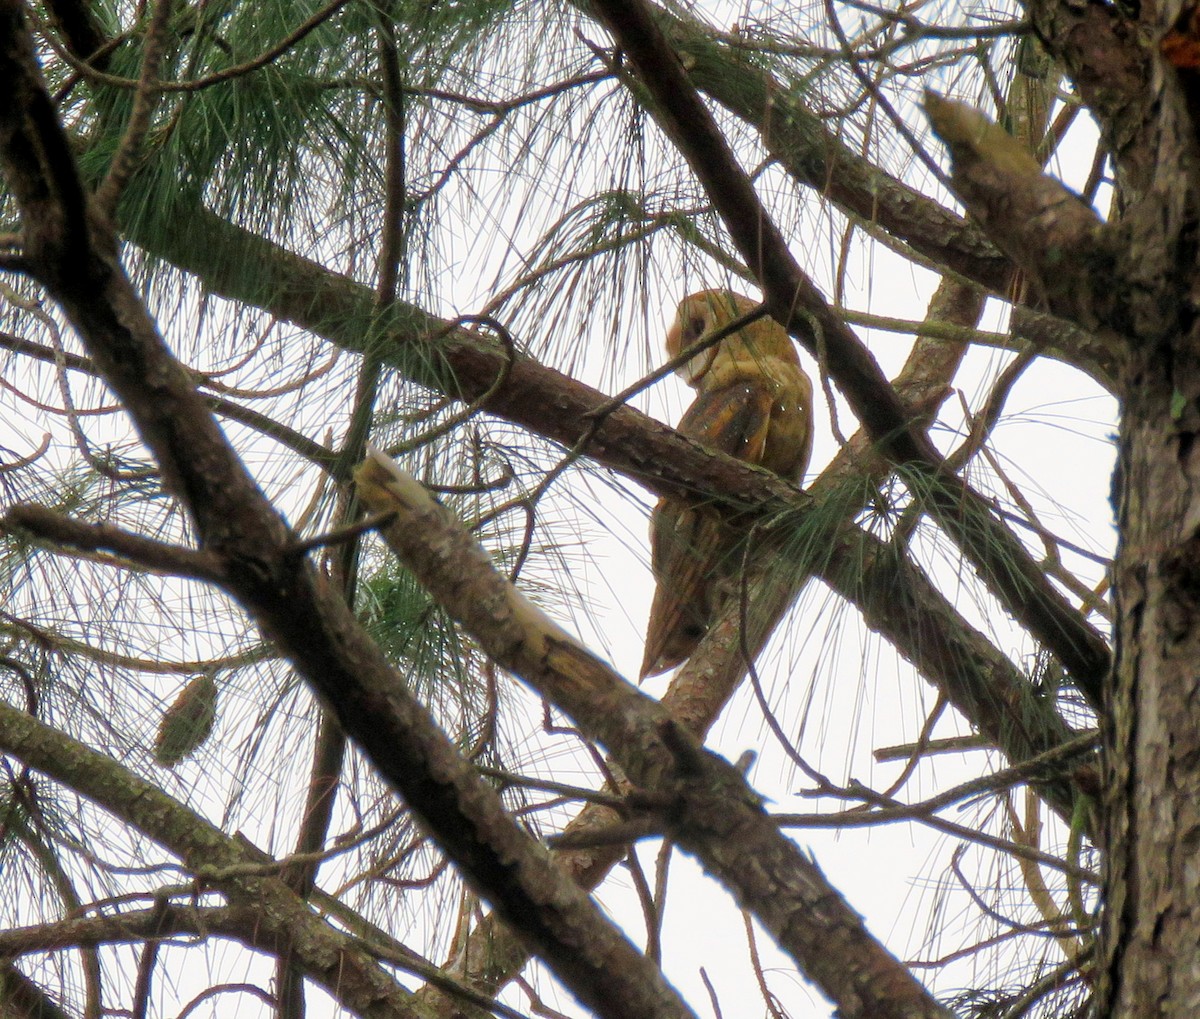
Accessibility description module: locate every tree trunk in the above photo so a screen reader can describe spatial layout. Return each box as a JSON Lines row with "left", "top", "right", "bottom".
{"left": 1105, "top": 332, "right": 1200, "bottom": 1013}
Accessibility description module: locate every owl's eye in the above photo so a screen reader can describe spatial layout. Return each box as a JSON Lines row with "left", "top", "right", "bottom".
{"left": 686, "top": 315, "right": 707, "bottom": 342}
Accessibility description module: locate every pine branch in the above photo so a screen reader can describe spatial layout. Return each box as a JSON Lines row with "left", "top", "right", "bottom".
{"left": 0, "top": 14, "right": 700, "bottom": 1019}
{"left": 655, "top": 3, "right": 1015, "bottom": 294}
{"left": 0, "top": 702, "right": 426, "bottom": 1019}
{"left": 2, "top": 503, "right": 225, "bottom": 582}
{"left": 0, "top": 903, "right": 535, "bottom": 1019}
{"left": 925, "top": 92, "right": 1117, "bottom": 330}
{"left": 355, "top": 448, "right": 954, "bottom": 1019}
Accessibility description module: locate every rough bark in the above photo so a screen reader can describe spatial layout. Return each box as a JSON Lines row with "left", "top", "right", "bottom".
{"left": 1106, "top": 325, "right": 1200, "bottom": 1015}
{"left": 928, "top": 8, "right": 1200, "bottom": 1011}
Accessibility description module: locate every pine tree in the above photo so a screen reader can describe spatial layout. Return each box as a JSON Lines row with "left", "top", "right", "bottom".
{"left": 0, "top": 0, "right": 1173, "bottom": 1015}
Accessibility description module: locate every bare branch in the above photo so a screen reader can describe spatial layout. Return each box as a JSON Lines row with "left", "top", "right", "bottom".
{"left": 355, "top": 448, "right": 954, "bottom": 1019}
{"left": 924, "top": 92, "right": 1118, "bottom": 331}
{"left": 2, "top": 503, "right": 225, "bottom": 582}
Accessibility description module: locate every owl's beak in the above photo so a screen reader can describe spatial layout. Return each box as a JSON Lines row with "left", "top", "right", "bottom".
{"left": 667, "top": 319, "right": 716, "bottom": 386}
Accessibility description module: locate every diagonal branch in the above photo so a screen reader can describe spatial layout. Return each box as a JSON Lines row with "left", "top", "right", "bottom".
{"left": 583, "top": 0, "right": 1112, "bottom": 707}
{"left": 653, "top": 4, "right": 1014, "bottom": 294}
{"left": 924, "top": 92, "right": 1119, "bottom": 331}
{"left": 0, "top": 903, "right": 533, "bottom": 1019}
{"left": 3, "top": 503, "right": 225, "bottom": 582}
{"left": 0, "top": 14, "right": 697, "bottom": 1019}
{"left": 0, "top": 701, "right": 424, "bottom": 1019}
{"left": 0, "top": 962, "right": 76, "bottom": 1019}
{"left": 112, "top": 191, "right": 1110, "bottom": 713}
{"left": 355, "top": 449, "right": 954, "bottom": 1019}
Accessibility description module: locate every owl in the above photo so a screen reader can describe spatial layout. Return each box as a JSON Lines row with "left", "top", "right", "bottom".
{"left": 641, "top": 291, "right": 813, "bottom": 679}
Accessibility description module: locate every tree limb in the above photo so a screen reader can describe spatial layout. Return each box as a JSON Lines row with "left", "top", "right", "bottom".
{"left": 924, "top": 91, "right": 1119, "bottom": 331}
{"left": 355, "top": 448, "right": 954, "bottom": 1019}
{"left": 0, "top": 701, "right": 426, "bottom": 1019}
{"left": 0, "top": 13, "right": 700, "bottom": 1019}
{"left": 658, "top": 4, "right": 1015, "bottom": 294}
{"left": 0, "top": 903, "right": 535, "bottom": 1019}
{"left": 2, "top": 503, "right": 225, "bottom": 582}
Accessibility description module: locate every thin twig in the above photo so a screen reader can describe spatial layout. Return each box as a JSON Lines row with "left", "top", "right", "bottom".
{"left": 95, "top": 0, "right": 174, "bottom": 216}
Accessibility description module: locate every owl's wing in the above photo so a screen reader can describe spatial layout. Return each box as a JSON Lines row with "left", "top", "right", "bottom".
{"left": 677, "top": 379, "right": 774, "bottom": 460}
{"left": 688, "top": 356, "right": 814, "bottom": 480}
{"left": 640, "top": 497, "right": 730, "bottom": 678}
{"left": 639, "top": 381, "right": 774, "bottom": 679}
{"left": 640, "top": 367, "right": 815, "bottom": 678}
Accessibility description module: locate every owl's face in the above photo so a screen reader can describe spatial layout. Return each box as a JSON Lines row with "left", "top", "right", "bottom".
{"left": 665, "top": 291, "right": 797, "bottom": 386}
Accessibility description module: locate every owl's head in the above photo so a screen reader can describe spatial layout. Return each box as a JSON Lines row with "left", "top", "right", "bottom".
{"left": 665, "top": 290, "right": 799, "bottom": 386}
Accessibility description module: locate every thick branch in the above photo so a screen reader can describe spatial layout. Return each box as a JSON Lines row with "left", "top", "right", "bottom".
{"left": 1010, "top": 305, "right": 1117, "bottom": 388}
{"left": 0, "top": 15, "right": 696, "bottom": 1019}
{"left": 116, "top": 189, "right": 1111, "bottom": 707}
{"left": 925, "top": 92, "right": 1120, "bottom": 332}
{"left": 0, "top": 903, "right": 532, "bottom": 1019}
{"left": 0, "top": 702, "right": 425, "bottom": 1019}
{"left": 658, "top": 6, "right": 1014, "bottom": 294}
{"left": 355, "top": 450, "right": 953, "bottom": 1019}
{"left": 1025, "top": 1, "right": 1149, "bottom": 195}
